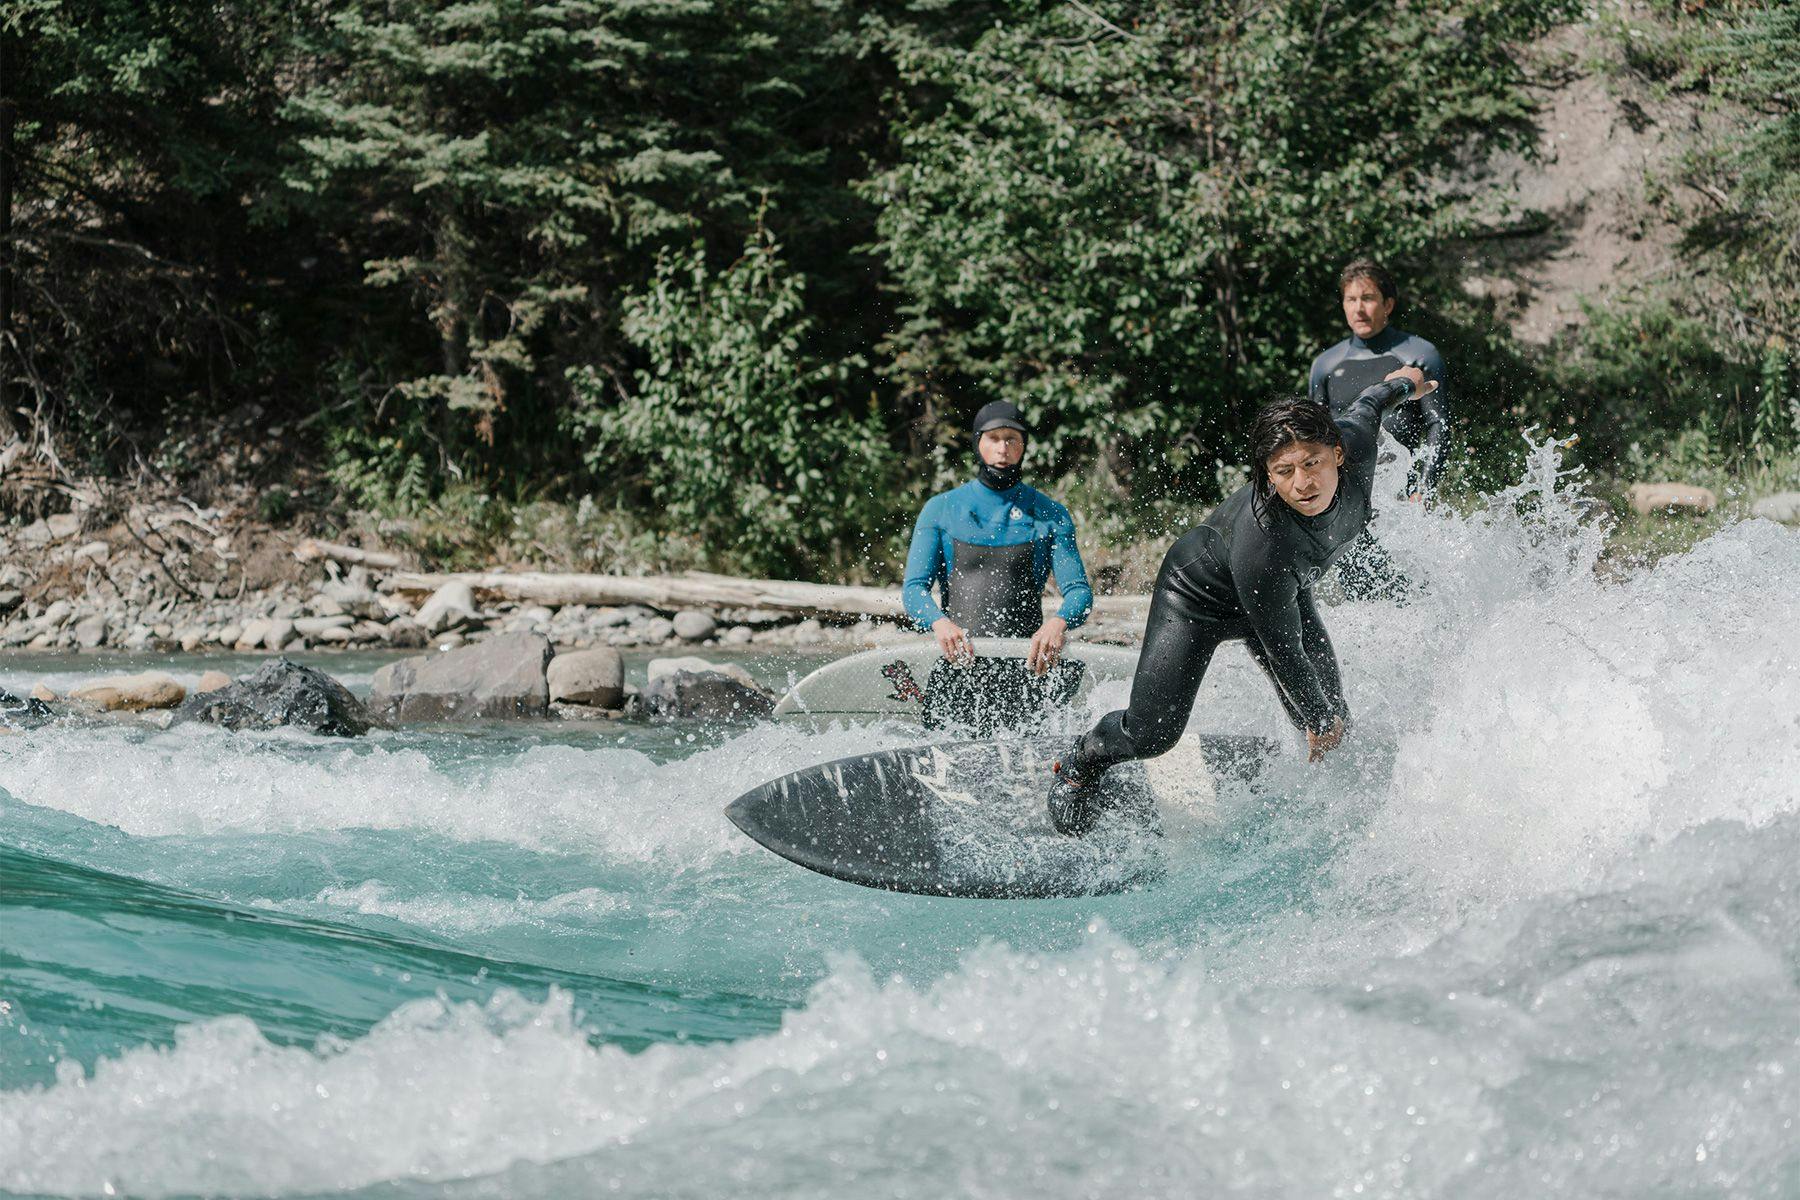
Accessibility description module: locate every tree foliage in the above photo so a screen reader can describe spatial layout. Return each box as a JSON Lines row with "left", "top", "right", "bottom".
{"left": 866, "top": 0, "right": 1575, "bottom": 499}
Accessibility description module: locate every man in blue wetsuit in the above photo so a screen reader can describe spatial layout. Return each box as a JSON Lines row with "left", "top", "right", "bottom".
{"left": 903, "top": 401, "right": 1093, "bottom": 676}
{"left": 1307, "top": 258, "right": 1450, "bottom": 598}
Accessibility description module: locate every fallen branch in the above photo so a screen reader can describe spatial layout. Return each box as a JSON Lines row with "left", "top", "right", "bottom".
{"left": 293, "top": 538, "right": 404, "bottom": 571}
{"left": 379, "top": 568, "right": 1150, "bottom": 625}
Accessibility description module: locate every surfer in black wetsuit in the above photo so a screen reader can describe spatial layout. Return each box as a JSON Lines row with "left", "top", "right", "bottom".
{"left": 1308, "top": 258, "right": 1449, "bottom": 600}
{"left": 1047, "top": 369, "right": 1437, "bottom": 836}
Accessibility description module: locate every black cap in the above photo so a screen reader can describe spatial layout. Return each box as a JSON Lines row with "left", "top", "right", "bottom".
{"left": 972, "top": 400, "right": 1029, "bottom": 436}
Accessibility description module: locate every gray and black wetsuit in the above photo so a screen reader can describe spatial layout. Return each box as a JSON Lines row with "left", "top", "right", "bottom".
{"left": 1067, "top": 380, "right": 1415, "bottom": 776}
{"left": 1309, "top": 326, "right": 1448, "bottom": 494}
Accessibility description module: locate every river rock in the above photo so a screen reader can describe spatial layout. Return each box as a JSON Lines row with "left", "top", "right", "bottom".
{"left": 648, "top": 655, "right": 759, "bottom": 691}
{"left": 370, "top": 631, "right": 553, "bottom": 722}
{"left": 294, "top": 615, "right": 353, "bottom": 637}
{"left": 723, "top": 624, "right": 754, "bottom": 646}
{"left": 636, "top": 670, "right": 774, "bottom": 723}
{"left": 1627, "top": 482, "right": 1716, "bottom": 516}
{"left": 0, "top": 590, "right": 22, "bottom": 615}
{"left": 70, "top": 671, "right": 187, "bottom": 712}
{"left": 0, "top": 689, "right": 55, "bottom": 729}
{"left": 1751, "top": 491, "right": 1800, "bottom": 523}
{"left": 672, "top": 610, "right": 717, "bottom": 641}
{"left": 320, "top": 580, "right": 384, "bottom": 619}
{"left": 29, "top": 683, "right": 57, "bottom": 703}
{"left": 595, "top": 607, "right": 629, "bottom": 628}
{"left": 547, "top": 647, "right": 625, "bottom": 708}
{"left": 194, "top": 670, "right": 232, "bottom": 694}
{"left": 314, "top": 625, "right": 351, "bottom": 643}
{"left": 43, "top": 599, "right": 73, "bottom": 626}
{"left": 263, "top": 619, "right": 296, "bottom": 651}
{"left": 174, "top": 659, "right": 381, "bottom": 737}
{"left": 236, "top": 618, "right": 272, "bottom": 650}
{"left": 384, "top": 617, "right": 429, "bottom": 649}
{"left": 72, "top": 540, "right": 110, "bottom": 563}
{"left": 643, "top": 616, "right": 676, "bottom": 643}
{"left": 72, "top": 614, "right": 108, "bottom": 648}
{"left": 416, "top": 581, "right": 477, "bottom": 634}
{"left": 46, "top": 512, "right": 80, "bottom": 540}
{"left": 791, "top": 618, "right": 825, "bottom": 644}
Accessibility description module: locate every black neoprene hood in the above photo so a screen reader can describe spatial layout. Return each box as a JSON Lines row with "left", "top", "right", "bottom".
{"left": 972, "top": 401, "right": 1029, "bottom": 436}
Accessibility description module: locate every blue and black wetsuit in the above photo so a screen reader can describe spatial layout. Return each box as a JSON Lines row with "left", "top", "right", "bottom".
{"left": 1309, "top": 326, "right": 1449, "bottom": 494}
{"left": 903, "top": 480, "right": 1093, "bottom": 637}
{"left": 1063, "top": 378, "right": 1416, "bottom": 781}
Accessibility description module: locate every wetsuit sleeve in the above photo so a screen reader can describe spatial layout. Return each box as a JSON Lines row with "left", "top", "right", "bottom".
{"left": 1416, "top": 344, "right": 1450, "bottom": 493}
{"left": 901, "top": 498, "right": 949, "bottom": 630}
{"left": 1230, "top": 544, "right": 1337, "bottom": 735}
{"left": 1048, "top": 506, "right": 1093, "bottom": 629}
{"left": 1336, "top": 377, "right": 1417, "bottom": 465}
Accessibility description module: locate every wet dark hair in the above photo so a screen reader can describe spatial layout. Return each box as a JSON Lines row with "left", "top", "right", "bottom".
{"left": 1339, "top": 257, "right": 1398, "bottom": 306}
{"left": 1249, "top": 395, "right": 1343, "bottom": 524}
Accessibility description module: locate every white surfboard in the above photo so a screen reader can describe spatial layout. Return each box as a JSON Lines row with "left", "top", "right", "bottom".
{"left": 772, "top": 638, "right": 1139, "bottom": 720}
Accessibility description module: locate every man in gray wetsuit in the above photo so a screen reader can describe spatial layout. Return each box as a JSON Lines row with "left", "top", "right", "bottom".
{"left": 1308, "top": 258, "right": 1449, "bottom": 599}
{"left": 1047, "top": 369, "right": 1437, "bottom": 836}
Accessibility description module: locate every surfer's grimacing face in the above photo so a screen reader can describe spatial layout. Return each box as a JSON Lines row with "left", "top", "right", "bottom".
{"left": 979, "top": 428, "right": 1025, "bottom": 468}
{"left": 1266, "top": 440, "right": 1344, "bottom": 516}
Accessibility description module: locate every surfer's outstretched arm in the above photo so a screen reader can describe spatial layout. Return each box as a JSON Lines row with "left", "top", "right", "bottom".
{"left": 1242, "top": 590, "right": 1349, "bottom": 733}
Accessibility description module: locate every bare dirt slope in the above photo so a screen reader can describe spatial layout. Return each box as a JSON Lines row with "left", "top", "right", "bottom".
{"left": 1457, "top": 15, "right": 1715, "bottom": 345}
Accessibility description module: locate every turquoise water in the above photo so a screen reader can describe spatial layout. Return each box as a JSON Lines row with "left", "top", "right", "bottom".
{"left": 4, "top": 450, "right": 1799, "bottom": 1197}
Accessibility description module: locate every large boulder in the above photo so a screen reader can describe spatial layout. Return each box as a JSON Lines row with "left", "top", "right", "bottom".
{"left": 1627, "top": 482, "right": 1716, "bottom": 517}
{"left": 637, "top": 669, "right": 774, "bottom": 723}
{"left": 174, "top": 659, "right": 381, "bottom": 737}
{"left": 547, "top": 647, "right": 625, "bottom": 708}
{"left": 371, "top": 631, "right": 552, "bottom": 722}
{"left": 672, "top": 610, "right": 717, "bottom": 641}
{"left": 415, "top": 580, "right": 477, "bottom": 634}
{"left": 1751, "top": 491, "right": 1800, "bottom": 523}
{"left": 648, "top": 655, "right": 759, "bottom": 691}
{"left": 70, "top": 671, "right": 187, "bottom": 712}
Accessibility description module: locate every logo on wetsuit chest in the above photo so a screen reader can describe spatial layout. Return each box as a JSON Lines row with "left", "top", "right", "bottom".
{"left": 1009, "top": 506, "right": 1025, "bottom": 522}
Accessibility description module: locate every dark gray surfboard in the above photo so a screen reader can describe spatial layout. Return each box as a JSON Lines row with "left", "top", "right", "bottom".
{"left": 726, "top": 735, "right": 1278, "bottom": 899}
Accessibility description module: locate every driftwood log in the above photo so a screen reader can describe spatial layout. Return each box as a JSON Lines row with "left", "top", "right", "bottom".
{"left": 293, "top": 538, "right": 405, "bottom": 571}
{"left": 378, "top": 568, "right": 1150, "bottom": 624}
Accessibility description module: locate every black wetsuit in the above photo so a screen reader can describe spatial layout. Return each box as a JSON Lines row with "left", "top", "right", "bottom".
{"left": 1067, "top": 379, "right": 1415, "bottom": 779}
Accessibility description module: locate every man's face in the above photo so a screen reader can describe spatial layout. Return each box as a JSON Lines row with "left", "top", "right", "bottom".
{"left": 1341, "top": 277, "right": 1395, "bottom": 339}
{"left": 979, "top": 428, "right": 1025, "bottom": 468}
{"left": 1266, "top": 440, "right": 1345, "bottom": 517}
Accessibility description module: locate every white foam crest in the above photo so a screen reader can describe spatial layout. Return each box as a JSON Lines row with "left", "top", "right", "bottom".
{"left": 1321, "top": 435, "right": 1800, "bottom": 904}
{"left": 7, "top": 900, "right": 1793, "bottom": 1199}
{"left": 0, "top": 719, "right": 918, "bottom": 866}
{"left": 250, "top": 881, "right": 623, "bottom": 935}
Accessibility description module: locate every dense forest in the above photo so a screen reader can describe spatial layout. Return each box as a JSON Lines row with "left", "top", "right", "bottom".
{"left": 2, "top": 0, "right": 1795, "bottom": 577}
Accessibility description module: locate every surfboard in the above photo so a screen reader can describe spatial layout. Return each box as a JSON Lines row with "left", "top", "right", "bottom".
{"left": 771, "top": 639, "right": 1140, "bottom": 724}
{"left": 725, "top": 734, "right": 1278, "bottom": 899}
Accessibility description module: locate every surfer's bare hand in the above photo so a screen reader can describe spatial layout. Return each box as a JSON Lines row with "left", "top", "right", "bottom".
{"left": 932, "top": 617, "right": 973, "bottom": 664}
{"left": 1307, "top": 716, "right": 1346, "bottom": 762}
{"left": 1027, "top": 616, "right": 1068, "bottom": 675}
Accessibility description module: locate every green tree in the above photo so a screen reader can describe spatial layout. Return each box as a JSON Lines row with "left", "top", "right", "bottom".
{"left": 571, "top": 225, "right": 895, "bottom": 576}
{"left": 866, "top": 0, "right": 1574, "bottom": 501}
{"left": 0, "top": 0, "right": 324, "bottom": 468}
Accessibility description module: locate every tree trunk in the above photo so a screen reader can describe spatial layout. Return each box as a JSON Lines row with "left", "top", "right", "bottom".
{"left": 0, "top": 31, "right": 19, "bottom": 442}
